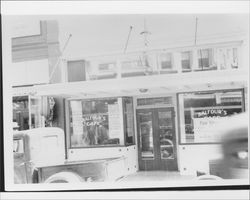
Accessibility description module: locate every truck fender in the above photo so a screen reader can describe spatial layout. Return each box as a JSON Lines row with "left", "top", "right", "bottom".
{"left": 44, "top": 171, "right": 84, "bottom": 183}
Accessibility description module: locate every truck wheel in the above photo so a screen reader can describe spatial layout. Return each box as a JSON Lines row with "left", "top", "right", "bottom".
{"left": 44, "top": 172, "right": 84, "bottom": 183}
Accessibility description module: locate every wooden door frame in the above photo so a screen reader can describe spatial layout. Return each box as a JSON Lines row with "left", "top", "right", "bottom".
{"left": 136, "top": 107, "right": 178, "bottom": 171}
{"left": 136, "top": 108, "right": 156, "bottom": 170}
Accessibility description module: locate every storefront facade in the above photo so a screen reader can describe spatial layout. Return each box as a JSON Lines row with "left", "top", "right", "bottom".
{"left": 13, "top": 80, "right": 247, "bottom": 177}
{"left": 12, "top": 36, "right": 249, "bottom": 177}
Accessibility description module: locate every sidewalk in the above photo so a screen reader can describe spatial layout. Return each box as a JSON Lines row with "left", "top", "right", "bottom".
{"left": 119, "top": 171, "right": 196, "bottom": 182}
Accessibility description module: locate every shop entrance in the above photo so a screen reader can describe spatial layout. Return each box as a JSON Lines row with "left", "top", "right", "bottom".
{"left": 136, "top": 107, "right": 178, "bottom": 171}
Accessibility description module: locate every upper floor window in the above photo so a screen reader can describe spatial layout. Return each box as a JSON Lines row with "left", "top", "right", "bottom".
{"left": 122, "top": 60, "right": 142, "bottom": 71}
{"left": 67, "top": 60, "right": 86, "bottom": 82}
{"left": 197, "top": 48, "right": 213, "bottom": 70}
{"left": 216, "top": 47, "right": 239, "bottom": 70}
{"left": 86, "top": 62, "right": 117, "bottom": 79}
{"left": 232, "top": 48, "right": 238, "bottom": 68}
{"left": 98, "top": 62, "right": 116, "bottom": 72}
{"left": 181, "top": 51, "right": 192, "bottom": 71}
{"left": 160, "top": 53, "right": 172, "bottom": 70}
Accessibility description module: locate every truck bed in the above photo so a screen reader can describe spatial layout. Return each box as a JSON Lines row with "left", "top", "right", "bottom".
{"left": 38, "top": 156, "right": 126, "bottom": 183}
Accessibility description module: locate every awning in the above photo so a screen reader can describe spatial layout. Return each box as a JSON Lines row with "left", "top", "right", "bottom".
{"left": 13, "top": 69, "right": 248, "bottom": 98}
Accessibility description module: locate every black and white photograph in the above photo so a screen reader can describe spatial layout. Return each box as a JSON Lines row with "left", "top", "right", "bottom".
{"left": 1, "top": 1, "right": 249, "bottom": 199}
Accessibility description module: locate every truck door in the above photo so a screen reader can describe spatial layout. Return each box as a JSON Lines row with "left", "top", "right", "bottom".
{"left": 14, "top": 135, "right": 36, "bottom": 184}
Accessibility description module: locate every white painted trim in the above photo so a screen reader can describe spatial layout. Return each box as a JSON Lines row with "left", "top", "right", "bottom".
{"left": 33, "top": 70, "right": 248, "bottom": 97}
{"left": 63, "top": 39, "right": 244, "bottom": 61}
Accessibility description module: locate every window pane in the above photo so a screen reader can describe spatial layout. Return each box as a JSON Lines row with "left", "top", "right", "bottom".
{"left": 69, "top": 98, "right": 124, "bottom": 147}
{"left": 198, "top": 49, "right": 212, "bottom": 69}
{"left": 138, "top": 112, "right": 154, "bottom": 159}
{"left": 181, "top": 51, "right": 192, "bottom": 70}
{"left": 160, "top": 53, "right": 172, "bottom": 69}
{"left": 99, "top": 63, "right": 116, "bottom": 71}
{"left": 121, "top": 60, "right": 141, "bottom": 70}
{"left": 13, "top": 96, "right": 29, "bottom": 131}
{"left": 232, "top": 48, "right": 238, "bottom": 68}
{"left": 158, "top": 111, "right": 174, "bottom": 159}
{"left": 179, "top": 90, "right": 244, "bottom": 144}
{"left": 67, "top": 60, "right": 86, "bottom": 82}
{"left": 124, "top": 98, "right": 135, "bottom": 145}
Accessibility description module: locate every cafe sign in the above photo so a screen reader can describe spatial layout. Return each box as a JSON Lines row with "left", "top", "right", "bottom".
{"left": 196, "top": 109, "right": 227, "bottom": 118}
{"left": 82, "top": 115, "right": 107, "bottom": 126}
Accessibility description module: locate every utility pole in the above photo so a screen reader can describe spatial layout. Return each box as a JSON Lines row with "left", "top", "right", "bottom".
{"left": 123, "top": 26, "right": 133, "bottom": 54}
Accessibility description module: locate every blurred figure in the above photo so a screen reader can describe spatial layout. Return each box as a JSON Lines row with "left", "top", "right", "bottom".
{"left": 210, "top": 112, "right": 248, "bottom": 179}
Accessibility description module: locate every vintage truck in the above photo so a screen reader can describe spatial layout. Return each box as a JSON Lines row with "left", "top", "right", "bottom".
{"left": 13, "top": 127, "right": 127, "bottom": 183}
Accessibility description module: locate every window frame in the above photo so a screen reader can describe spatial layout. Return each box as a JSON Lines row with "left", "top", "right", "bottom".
{"left": 177, "top": 88, "right": 245, "bottom": 145}
{"left": 181, "top": 51, "right": 192, "bottom": 71}
{"left": 66, "top": 96, "right": 135, "bottom": 149}
{"left": 98, "top": 62, "right": 116, "bottom": 72}
{"left": 159, "top": 52, "right": 173, "bottom": 71}
{"left": 197, "top": 48, "right": 214, "bottom": 70}
{"left": 122, "top": 97, "right": 135, "bottom": 146}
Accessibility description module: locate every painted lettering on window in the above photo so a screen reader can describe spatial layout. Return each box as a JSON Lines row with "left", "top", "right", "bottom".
{"left": 196, "top": 109, "right": 227, "bottom": 118}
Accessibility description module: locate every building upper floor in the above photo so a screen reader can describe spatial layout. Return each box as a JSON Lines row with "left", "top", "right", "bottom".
{"left": 8, "top": 19, "right": 249, "bottom": 88}
{"left": 63, "top": 39, "right": 248, "bottom": 83}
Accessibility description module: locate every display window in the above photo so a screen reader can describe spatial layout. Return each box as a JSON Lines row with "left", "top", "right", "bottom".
{"left": 68, "top": 97, "right": 135, "bottom": 148}
{"left": 178, "top": 89, "right": 244, "bottom": 144}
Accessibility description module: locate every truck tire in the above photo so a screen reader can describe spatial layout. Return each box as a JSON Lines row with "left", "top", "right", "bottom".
{"left": 44, "top": 172, "right": 84, "bottom": 183}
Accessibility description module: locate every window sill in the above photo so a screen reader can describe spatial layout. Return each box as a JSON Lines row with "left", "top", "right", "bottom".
{"left": 69, "top": 144, "right": 126, "bottom": 149}
{"left": 179, "top": 142, "right": 222, "bottom": 145}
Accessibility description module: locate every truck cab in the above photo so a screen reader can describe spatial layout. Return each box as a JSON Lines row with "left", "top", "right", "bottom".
{"left": 14, "top": 128, "right": 66, "bottom": 184}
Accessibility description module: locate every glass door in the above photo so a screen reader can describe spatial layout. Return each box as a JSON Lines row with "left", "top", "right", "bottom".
{"left": 137, "top": 107, "right": 177, "bottom": 171}
{"left": 157, "top": 108, "right": 178, "bottom": 170}
{"left": 137, "top": 109, "right": 159, "bottom": 170}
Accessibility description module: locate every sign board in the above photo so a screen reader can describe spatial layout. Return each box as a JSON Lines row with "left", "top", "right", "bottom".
{"left": 195, "top": 109, "right": 228, "bottom": 118}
